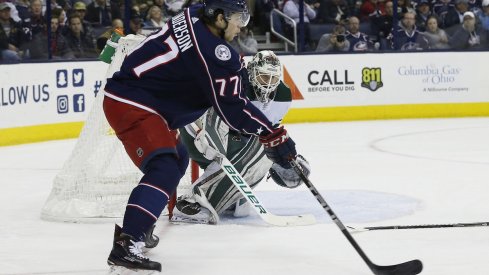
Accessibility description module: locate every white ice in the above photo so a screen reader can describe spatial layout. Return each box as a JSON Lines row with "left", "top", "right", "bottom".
{"left": 1, "top": 117, "right": 489, "bottom": 275}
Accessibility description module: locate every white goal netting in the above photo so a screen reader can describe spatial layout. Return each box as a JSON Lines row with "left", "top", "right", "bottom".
{"left": 41, "top": 34, "right": 196, "bottom": 222}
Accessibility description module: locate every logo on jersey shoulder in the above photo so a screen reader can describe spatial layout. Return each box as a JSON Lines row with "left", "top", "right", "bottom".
{"left": 136, "top": 147, "right": 144, "bottom": 157}
{"left": 215, "top": 44, "right": 231, "bottom": 61}
{"left": 361, "top": 67, "right": 383, "bottom": 92}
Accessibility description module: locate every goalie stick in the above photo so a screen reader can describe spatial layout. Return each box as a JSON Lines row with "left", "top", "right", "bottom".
{"left": 290, "top": 159, "right": 423, "bottom": 275}
{"left": 216, "top": 155, "right": 316, "bottom": 227}
{"left": 347, "top": 222, "right": 489, "bottom": 233}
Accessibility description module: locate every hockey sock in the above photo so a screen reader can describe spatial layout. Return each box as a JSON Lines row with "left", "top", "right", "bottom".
{"left": 122, "top": 154, "right": 184, "bottom": 240}
{"left": 176, "top": 141, "right": 189, "bottom": 175}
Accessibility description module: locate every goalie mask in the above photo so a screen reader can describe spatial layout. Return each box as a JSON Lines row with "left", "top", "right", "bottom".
{"left": 268, "top": 155, "right": 311, "bottom": 189}
{"left": 247, "top": 50, "right": 282, "bottom": 103}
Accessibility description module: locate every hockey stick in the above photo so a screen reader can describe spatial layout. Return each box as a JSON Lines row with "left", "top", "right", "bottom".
{"left": 348, "top": 222, "right": 489, "bottom": 233}
{"left": 290, "top": 160, "right": 423, "bottom": 275}
{"left": 217, "top": 155, "right": 316, "bottom": 227}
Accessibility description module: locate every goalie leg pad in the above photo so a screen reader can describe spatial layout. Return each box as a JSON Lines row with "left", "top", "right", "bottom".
{"left": 269, "top": 155, "right": 311, "bottom": 189}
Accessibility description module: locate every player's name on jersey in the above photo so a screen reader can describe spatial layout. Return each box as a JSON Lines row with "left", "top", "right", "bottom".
{"left": 172, "top": 12, "right": 193, "bottom": 53}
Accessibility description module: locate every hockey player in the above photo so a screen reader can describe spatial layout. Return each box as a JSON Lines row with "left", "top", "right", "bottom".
{"left": 103, "top": 0, "right": 299, "bottom": 273}
{"left": 172, "top": 50, "right": 311, "bottom": 224}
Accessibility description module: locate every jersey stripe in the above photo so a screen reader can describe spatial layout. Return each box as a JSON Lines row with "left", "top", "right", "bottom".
{"left": 185, "top": 9, "right": 273, "bottom": 135}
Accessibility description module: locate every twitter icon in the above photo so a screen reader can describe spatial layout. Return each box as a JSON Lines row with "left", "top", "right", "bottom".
{"left": 72, "top": 69, "right": 84, "bottom": 87}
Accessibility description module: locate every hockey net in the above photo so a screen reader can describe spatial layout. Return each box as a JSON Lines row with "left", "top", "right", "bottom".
{"left": 41, "top": 34, "right": 197, "bottom": 223}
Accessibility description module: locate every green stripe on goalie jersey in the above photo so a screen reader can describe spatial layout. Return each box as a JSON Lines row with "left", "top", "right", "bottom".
{"left": 247, "top": 81, "right": 292, "bottom": 126}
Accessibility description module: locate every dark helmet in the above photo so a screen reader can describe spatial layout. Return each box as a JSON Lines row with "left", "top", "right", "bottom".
{"left": 203, "top": 0, "right": 250, "bottom": 27}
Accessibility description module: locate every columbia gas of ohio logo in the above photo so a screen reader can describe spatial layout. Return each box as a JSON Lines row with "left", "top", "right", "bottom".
{"left": 361, "top": 67, "right": 383, "bottom": 92}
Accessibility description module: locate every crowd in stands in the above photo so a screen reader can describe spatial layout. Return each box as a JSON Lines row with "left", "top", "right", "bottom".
{"left": 1, "top": 0, "right": 489, "bottom": 62}
{"left": 254, "top": 0, "right": 489, "bottom": 51}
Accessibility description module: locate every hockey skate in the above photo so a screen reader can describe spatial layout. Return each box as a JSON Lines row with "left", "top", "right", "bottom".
{"left": 170, "top": 187, "right": 219, "bottom": 224}
{"left": 108, "top": 227, "right": 162, "bottom": 274}
{"left": 113, "top": 224, "right": 159, "bottom": 252}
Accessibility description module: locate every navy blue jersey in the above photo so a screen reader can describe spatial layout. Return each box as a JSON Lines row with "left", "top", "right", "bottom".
{"left": 345, "top": 32, "right": 371, "bottom": 51}
{"left": 104, "top": 5, "right": 274, "bottom": 136}
{"left": 388, "top": 28, "right": 429, "bottom": 50}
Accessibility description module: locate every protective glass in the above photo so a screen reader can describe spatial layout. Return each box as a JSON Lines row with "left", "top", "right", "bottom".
{"left": 227, "top": 9, "right": 250, "bottom": 28}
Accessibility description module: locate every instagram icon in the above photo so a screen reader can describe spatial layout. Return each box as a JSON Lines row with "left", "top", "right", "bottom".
{"left": 57, "top": 95, "right": 69, "bottom": 114}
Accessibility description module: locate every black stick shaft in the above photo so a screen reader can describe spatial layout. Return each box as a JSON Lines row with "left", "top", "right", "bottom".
{"left": 363, "top": 222, "right": 489, "bottom": 231}
{"left": 290, "top": 160, "right": 378, "bottom": 273}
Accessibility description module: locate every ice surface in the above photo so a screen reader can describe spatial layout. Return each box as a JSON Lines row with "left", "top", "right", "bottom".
{"left": 1, "top": 118, "right": 488, "bottom": 275}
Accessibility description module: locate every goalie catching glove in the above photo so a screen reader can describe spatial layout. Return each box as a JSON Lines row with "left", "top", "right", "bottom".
{"left": 268, "top": 155, "right": 311, "bottom": 188}
{"left": 259, "top": 127, "right": 297, "bottom": 168}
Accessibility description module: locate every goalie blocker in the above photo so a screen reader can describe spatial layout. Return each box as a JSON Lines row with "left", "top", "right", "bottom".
{"left": 268, "top": 155, "right": 310, "bottom": 188}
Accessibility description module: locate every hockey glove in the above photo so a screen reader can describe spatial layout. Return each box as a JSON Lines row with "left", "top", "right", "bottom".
{"left": 268, "top": 155, "right": 310, "bottom": 188}
{"left": 259, "top": 127, "right": 297, "bottom": 168}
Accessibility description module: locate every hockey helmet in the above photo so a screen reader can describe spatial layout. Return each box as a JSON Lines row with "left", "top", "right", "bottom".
{"left": 203, "top": 0, "right": 250, "bottom": 27}
{"left": 247, "top": 50, "right": 282, "bottom": 103}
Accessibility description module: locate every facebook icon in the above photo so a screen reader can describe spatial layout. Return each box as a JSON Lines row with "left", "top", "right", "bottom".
{"left": 73, "top": 94, "right": 85, "bottom": 112}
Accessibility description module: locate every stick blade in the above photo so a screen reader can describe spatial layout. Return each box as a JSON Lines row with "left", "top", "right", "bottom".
{"left": 373, "top": 259, "right": 423, "bottom": 275}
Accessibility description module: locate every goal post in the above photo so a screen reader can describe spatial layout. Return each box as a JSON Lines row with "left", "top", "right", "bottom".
{"left": 41, "top": 34, "right": 197, "bottom": 222}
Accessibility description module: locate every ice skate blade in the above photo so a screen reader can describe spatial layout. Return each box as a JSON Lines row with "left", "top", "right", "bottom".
{"left": 108, "top": 265, "right": 159, "bottom": 275}
{"left": 170, "top": 214, "right": 216, "bottom": 225}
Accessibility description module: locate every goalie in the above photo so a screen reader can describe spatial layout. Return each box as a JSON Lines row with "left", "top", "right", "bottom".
{"left": 172, "top": 50, "right": 311, "bottom": 224}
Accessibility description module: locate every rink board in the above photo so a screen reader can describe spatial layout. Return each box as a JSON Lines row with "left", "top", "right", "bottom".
{"left": 1, "top": 51, "right": 488, "bottom": 146}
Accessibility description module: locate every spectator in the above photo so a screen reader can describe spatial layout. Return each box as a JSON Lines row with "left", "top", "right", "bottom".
{"left": 165, "top": 0, "right": 186, "bottom": 16}
{"left": 359, "top": 0, "right": 385, "bottom": 21}
{"left": 443, "top": 0, "right": 470, "bottom": 29}
{"left": 283, "top": 0, "right": 316, "bottom": 49}
{"left": 345, "top": 16, "right": 373, "bottom": 51}
{"left": 151, "top": 0, "right": 172, "bottom": 20}
{"left": 422, "top": 15, "right": 450, "bottom": 49}
{"left": 144, "top": 5, "right": 168, "bottom": 28}
{"left": 64, "top": 14, "right": 97, "bottom": 58}
{"left": 255, "top": 0, "right": 280, "bottom": 33}
{"left": 4, "top": 1, "right": 21, "bottom": 22}
{"left": 477, "top": 0, "right": 489, "bottom": 31}
{"left": 396, "top": 0, "right": 416, "bottom": 15}
{"left": 467, "top": 0, "right": 481, "bottom": 11}
{"left": 127, "top": 14, "right": 143, "bottom": 35}
{"left": 65, "top": 2, "right": 95, "bottom": 36}
{"left": 315, "top": 23, "right": 350, "bottom": 51}
{"left": 27, "top": 17, "right": 74, "bottom": 59}
{"left": 52, "top": 8, "right": 66, "bottom": 28}
{"left": 71, "top": 2, "right": 87, "bottom": 21}
{"left": 136, "top": 2, "right": 150, "bottom": 20}
{"left": 449, "top": 11, "right": 488, "bottom": 49}
{"left": 96, "top": 18, "right": 123, "bottom": 51}
{"left": 370, "top": 0, "right": 394, "bottom": 48}
{"left": 387, "top": 11, "right": 429, "bottom": 50}
{"left": 0, "top": 2, "right": 25, "bottom": 61}
{"left": 415, "top": 0, "right": 432, "bottom": 31}
{"left": 85, "top": 0, "right": 121, "bottom": 27}
{"left": 433, "top": 0, "right": 454, "bottom": 24}
{"left": 315, "top": 0, "right": 350, "bottom": 24}
{"left": 24, "top": 0, "right": 46, "bottom": 38}
{"left": 229, "top": 26, "right": 258, "bottom": 55}
{"left": 15, "top": 0, "right": 30, "bottom": 20}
